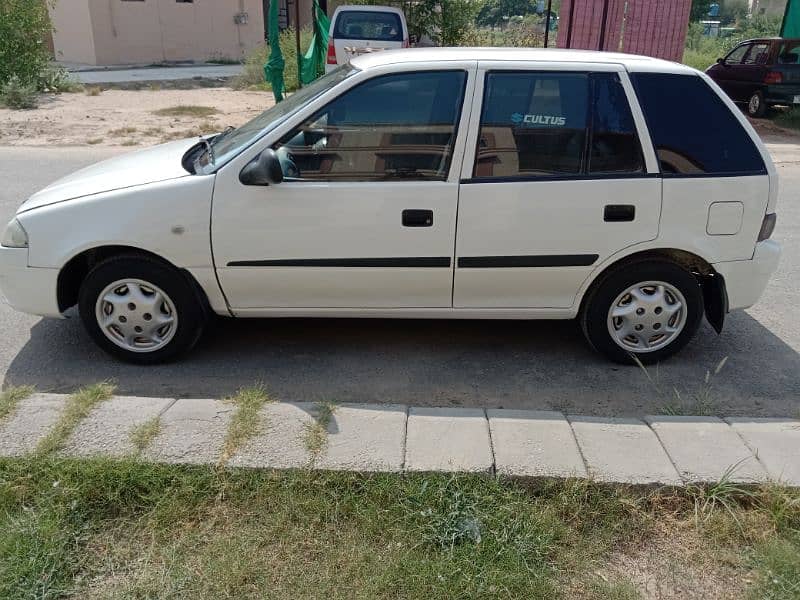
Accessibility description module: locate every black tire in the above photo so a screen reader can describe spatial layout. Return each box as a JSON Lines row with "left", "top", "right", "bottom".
{"left": 747, "top": 90, "right": 767, "bottom": 118}
{"left": 78, "top": 255, "right": 206, "bottom": 364}
{"left": 580, "top": 260, "right": 704, "bottom": 365}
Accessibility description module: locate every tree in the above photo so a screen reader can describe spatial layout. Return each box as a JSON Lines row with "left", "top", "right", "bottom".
{"left": 476, "top": 0, "right": 538, "bottom": 28}
{"left": 0, "top": 0, "right": 53, "bottom": 86}
{"left": 690, "top": 0, "right": 714, "bottom": 21}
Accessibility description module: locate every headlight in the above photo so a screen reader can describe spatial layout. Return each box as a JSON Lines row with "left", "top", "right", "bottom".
{"left": 1, "top": 219, "right": 28, "bottom": 248}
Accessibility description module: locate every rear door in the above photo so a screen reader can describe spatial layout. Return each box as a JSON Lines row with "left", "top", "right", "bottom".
{"left": 332, "top": 9, "right": 406, "bottom": 66}
{"left": 738, "top": 41, "right": 772, "bottom": 99}
{"left": 453, "top": 62, "right": 661, "bottom": 309}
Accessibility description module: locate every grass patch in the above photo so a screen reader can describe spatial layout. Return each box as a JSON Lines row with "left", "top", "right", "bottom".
{"left": 85, "top": 86, "right": 102, "bottom": 96}
{"left": 233, "top": 27, "right": 313, "bottom": 92}
{"left": 0, "top": 385, "right": 34, "bottom": 423}
{"left": 774, "top": 108, "right": 800, "bottom": 132}
{"left": 153, "top": 105, "right": 218, "bottom": 118}
{"left": 109, "top": 126, "right": 137, "bottom": 135}
{"left": 0, "top": 459, "right": 796, "bottom": 599}
{"left": 35, "top": 382, "right": 115, "bottom": 456}
{"left": 220, "top": 384, "right": 274, "bottom": 464}
{"left": 303, "top": 401, "right": 336, "bottom": 463}
{"left": 129, "top": 417, "right": 161, "bottom": 454}
{"left": 85, "top": 137, "right": 103, "bottom": 145}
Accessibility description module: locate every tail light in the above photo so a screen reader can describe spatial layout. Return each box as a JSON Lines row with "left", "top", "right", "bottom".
{"left": 764, "top": 71, "right": 782, "bottom": 84}
{"left": 326, "top": 38, "right": 336, "bottom": 65}
{"left": 758, "top": 213, "right": 777, "bottom": 241}
{"left": 402, "top": 38, "right": 409, "bottom": 48}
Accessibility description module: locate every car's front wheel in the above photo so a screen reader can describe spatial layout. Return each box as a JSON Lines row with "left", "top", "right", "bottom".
{"left": 78, "top": 255, "right": 206, "bottom": 364}
{"left": 747, "top": 90, "right": 767, "bottom": 118}
{"left": 580, "top": 261, "right": 704, "bottom": 365}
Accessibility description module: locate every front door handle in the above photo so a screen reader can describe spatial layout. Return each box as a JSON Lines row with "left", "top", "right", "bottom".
{"left": 402, "top": 209, "right": 433, "bottom": 227}
{"left": 604, "top": 204, "right": 635, "bottom": 222}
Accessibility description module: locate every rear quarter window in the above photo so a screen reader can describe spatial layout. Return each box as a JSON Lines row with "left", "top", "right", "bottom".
{"left": 334, "top": 11, "right": 403, "bottom": 42}
{"left": 630, "top": 72, "right": 765, "bottom": 176}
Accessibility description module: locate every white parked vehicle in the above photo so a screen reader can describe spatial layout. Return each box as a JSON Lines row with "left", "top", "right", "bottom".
{"left": 326, "top": 5, "right": 409, "bottom": 72}
{"left": 0, "top": 48, "right": 781, "bottom": 364}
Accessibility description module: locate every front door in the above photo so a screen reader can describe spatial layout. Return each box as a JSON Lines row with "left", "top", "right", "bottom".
{"left": 453, "top": 62, "right": 662, "bottom": 309}
{"left": 212, "top": 66, "right": 474, "bottom": 310}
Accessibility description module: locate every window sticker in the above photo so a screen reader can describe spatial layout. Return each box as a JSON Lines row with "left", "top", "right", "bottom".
{"left": 511, "top": 112, "right": 567, "bottom": 127}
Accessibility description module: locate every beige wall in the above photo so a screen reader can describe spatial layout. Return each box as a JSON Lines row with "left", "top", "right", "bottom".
{"left": 50, "top": 0, "right": 265, "bottom": 65}
{"left": 50, "top": 0, "right": 97, "bottom": 64}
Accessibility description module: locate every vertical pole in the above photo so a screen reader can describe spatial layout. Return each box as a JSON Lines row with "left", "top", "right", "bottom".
{"left": 598, "top": 0, "right": 610, "bottom": 50}
{"left": 295, "top": 0, "right": 302, "bottom": 87}
{"left": 544, "top": 0, "right": 553, "bottom": 47}
{"left": 565, "top": 0, "right": 576, "bottom": 48}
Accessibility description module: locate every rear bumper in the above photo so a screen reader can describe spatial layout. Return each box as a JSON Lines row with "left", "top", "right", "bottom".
{"left": 712, "top": 240, "right": 781, "bottom": 311}
{"left": 0, "top": 246, "right": 62, "bottom": 318}
{"left": 764, "top": 84, "right": 800, "bottom": 105}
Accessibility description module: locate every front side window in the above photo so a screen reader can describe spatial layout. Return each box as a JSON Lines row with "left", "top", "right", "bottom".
{"left": 334, "top": 11, "right": 403, "bottom": 41}
{"left": 631, "top": 72, "right": 765, "bottom": 176}
{"left": 725, "top": 44, "right": 751, "bottom": 64}
{"left": 474, "top": 71, "right": 643, "bottom": 179}
{"left": 274, "top": 70, "right": 467, "bottom": 182}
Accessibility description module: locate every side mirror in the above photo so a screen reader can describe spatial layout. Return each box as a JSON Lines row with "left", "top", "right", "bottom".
{"left": 717, "top": 57, "right": 726, "bottom": 65}
{"left": 239, "top": 148, "right": 283, "bottom": 186}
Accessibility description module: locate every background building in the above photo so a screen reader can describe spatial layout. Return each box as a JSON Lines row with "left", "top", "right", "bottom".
{"left": 49, "top": 0, "right": 267, "bottom": 65}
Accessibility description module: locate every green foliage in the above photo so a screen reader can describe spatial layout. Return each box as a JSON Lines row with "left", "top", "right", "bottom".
{"left": 37, "top": 65, "right": 82, "bottom": 93}
{"left": 0, "top": 76, "right": 38, "bottom": 109}
{"left": 0, "top": 0, "right": 53, "bottom": 87}
{"left": 476, "top": 0, "right": 537, "bottom": 28}
{"left": 234, "top": 28, "right": 313, "bottom": 92}
{"left": 690, "top": 0, "right": 715, "bottom": 22}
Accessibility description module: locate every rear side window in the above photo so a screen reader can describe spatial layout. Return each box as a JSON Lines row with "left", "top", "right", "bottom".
{"left": 631, "top": 73, "right": 765, "bottom": 176}
{"left": 474, "top": 71, "right": 643, "bottom": 179}
{"left": 334, "top": 11, "right": 403, "bottom": 42}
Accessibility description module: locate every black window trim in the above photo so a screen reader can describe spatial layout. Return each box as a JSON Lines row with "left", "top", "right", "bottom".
{"left": 465, "top": 69, "right": 647, "bottom": 184}
{"left": 274, "top": 68, "right": 470, "bottom": 184}
{"left": 630, "top": 71, "right": 767, "bottom": 178}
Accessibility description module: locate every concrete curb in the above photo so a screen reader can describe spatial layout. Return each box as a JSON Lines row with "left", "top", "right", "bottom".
{"left": 1, "top": 393, "right": 798, "bottom": 487}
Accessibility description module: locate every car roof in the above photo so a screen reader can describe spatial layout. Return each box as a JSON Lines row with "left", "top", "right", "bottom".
{"left": 350, "top": 47, "right": 698, "bottom": 74}
{"left": 333, "top": 5, "right": 405, "bottom": 14}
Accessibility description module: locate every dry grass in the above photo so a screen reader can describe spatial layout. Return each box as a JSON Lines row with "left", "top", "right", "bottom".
{"left": 303, "top": 401, "right": 336, "bottom": 464}
{"left": 35, "top": 382, "right": 115, "bottom": 455}
{"left": 109, "top": 126, "right": 137, "bottom": 136}
{"left": 219, "top": 384, "right": 274, "bottom": 464}
{"left": 129, "top": 417, "right": 162, "bottom": 454}
{"left": 85, "top": 86, "right": 102, "bottom": 96}
{"left": 153, "top": 105, "right": 218, "bottom": 118}
{"left": 85, "top": 137, "right": 103, "bottom": 145}
{"left": 0, "top": 385, "right": 35, "bottom": 423}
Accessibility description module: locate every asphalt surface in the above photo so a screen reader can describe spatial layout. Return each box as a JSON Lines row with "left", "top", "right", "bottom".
{"left": 0, "top": 145, "right": 798, "bottom": 417}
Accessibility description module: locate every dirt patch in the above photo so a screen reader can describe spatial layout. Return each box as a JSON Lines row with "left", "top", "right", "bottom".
{"left": 594, "top": 530, "right": 752, "bottom": 599}
{"left": 749, "top": 115, "right": 800, "bottom": 144}
{"left": 0, "top": 88, "right": 273, "bottom": 147}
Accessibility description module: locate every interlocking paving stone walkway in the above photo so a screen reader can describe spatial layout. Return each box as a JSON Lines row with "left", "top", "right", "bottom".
{"left": 1, "top": 394, "right": 798, "bottom": 486}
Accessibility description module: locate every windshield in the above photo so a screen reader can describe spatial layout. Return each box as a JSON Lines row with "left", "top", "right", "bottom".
{"left": 197, "top": 64, "right": 357, "bottom": 173}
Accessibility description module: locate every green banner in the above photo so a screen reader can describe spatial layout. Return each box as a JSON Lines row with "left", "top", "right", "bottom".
{"left": 300, "top": 0, "right": 331, "bottom": 86}
{"left": 264, "top": 0, "right": 286, "bottom": 102}
{"left": 781, "top": 0, "right": 800, "bottom": 37}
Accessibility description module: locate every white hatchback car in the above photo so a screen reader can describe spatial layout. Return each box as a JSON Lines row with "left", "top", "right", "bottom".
{"left": 0, "top": 48, "right": 781, "bottom": 365}
{"left": 325, "top": 5, "right": 409, "bottom": 72}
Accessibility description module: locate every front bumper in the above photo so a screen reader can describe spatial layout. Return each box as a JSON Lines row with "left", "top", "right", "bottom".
{"left": 712, "top": 240, "right": 781, "bottom": 311}
{"left": 0, "top": 246, "right": 62, "bottom": 318}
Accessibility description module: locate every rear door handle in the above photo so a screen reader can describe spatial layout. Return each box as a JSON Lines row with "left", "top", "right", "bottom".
{"left": 604, "top": 204, "right": 635, "bottom": 222}
{"left": 402, "top": 209, "right": 433, "bottom": 227}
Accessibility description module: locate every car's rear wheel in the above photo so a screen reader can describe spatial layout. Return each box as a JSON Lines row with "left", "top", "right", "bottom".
{"left": 78, "top": 256, "right": 206, "bottom": 364}
{"left": 747, "top": 90, "right": 767, "bottom": 118}
{"left": 580, "top": 261, "right": 704, "bottom": 365}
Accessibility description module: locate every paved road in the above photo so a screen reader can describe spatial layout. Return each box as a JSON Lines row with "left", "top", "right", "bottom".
{"left": 0, "top": 145, "right": 798, "bottom": 416}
